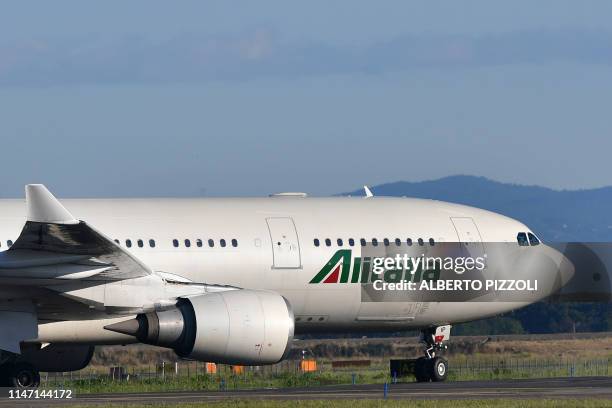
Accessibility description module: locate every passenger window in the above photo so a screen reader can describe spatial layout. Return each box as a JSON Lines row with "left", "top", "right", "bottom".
{"left": 372, "top": 238, "right": 378, "bottom": 246}
{"left": 220, "top": 239, "right": 226, "bottom": 247}
{"left": 126, "top": 239, "right": 132, "bottom": 248}
{"left": 325, "top": 238, "right": 331, "bottom": 247}
{"left": 208, "top": 239, "right": 214, "bottom": 247}
{"left": 383, "top": 238, "right": 390, "bottom": 246}
{"left": 7, "top": 240, "right": 12, "bottom": 247}
{"left": 337, "top": 238, "right": 343, "bottom": 247}
{"left": 173, "top": 239, "right": 179, "bottom": 248}
{"left": 348, "top": 238, "right": 355, "bottom": 247}
{"left": 528, "top": 233, "right": 540, "bottom": 246}
{"left": 314, "top": 238, "right": 320, "bottom": 247}
{"left": 360, "top": 238, "right": 366, "bottom": 247}
{"left": 185, "top": 239, "right": 191, "bottom": 248}
{"left": 137, "top": 239, "right": 144, "bottom": 248}
{"left": 517, "top": 232, "right": 529, "bottom": 247}
{"left": 149, "top": 239, "right": 156, "bottom": 248}
{"left": 407, "top": 238, "right": 413, "bottom": 246}
{"left": 114, "top": 239, "right": 120, "bottom": 245}
{"left": 429, "top": 238, "right": 435, "bottom": 246}
{"left": 231, "top": 239, "right": 238, "bottom": 247}
{"left": 196, "top": 239, "right": 202, "bottom": 248}
{"left": 418, "top": 238, "right": 424, "bottom": 246}
{"left": 395, "top": 238, "right": 401, "bottom": 246}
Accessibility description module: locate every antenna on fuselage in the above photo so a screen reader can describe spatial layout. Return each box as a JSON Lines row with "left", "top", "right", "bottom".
{"left": 364, "top": 185, "right": 374, "bottom": 198}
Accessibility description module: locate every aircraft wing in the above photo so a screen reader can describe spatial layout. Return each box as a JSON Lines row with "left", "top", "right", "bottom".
{"left": 0, "top": 185, "right": 152, "bottom": 283}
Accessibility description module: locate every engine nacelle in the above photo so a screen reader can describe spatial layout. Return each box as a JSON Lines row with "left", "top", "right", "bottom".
{"left": 105, "top": 290, "right": 294, "bottom": 365}
{"left": 20, "top": 343, "right": 94, "bottom": 372}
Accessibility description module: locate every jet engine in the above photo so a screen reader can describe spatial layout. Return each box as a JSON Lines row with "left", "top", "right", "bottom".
{"left": 105, "top": 290, "right": 294, "bottom": 365}
{"left": 20, "top": 343, "right": 94, "bottom": 372}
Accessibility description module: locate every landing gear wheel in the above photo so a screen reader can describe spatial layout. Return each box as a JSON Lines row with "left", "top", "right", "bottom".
{"left": 414, "top": 357, "right": 431, "bottom": 382}
{"left": 429, "top": 357, "right": 448, "bottom": 382}
{"left": 9, "top": 363, "right": 40, "bottom": 388}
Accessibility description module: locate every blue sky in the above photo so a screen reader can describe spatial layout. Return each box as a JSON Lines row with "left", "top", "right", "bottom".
{"left": 1, "top": 1, "right": 612, "bottom": 197}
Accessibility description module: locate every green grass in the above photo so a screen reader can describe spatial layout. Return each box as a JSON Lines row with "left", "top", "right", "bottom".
{"left": 446, "top": 358, "right": 610, "bottom": 381}
{"left": 43, "top": 360, "right": 610, "bottom": 395}
{"left": 48, "top": 371, "right": 388, "bottom": 394}
{"left": 64, "top": 399, "right": 612, "bottom": 408}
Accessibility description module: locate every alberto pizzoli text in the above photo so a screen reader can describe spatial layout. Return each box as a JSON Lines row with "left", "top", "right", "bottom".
{"left": 372, "top": 279, "right": 538, "bottom": 292}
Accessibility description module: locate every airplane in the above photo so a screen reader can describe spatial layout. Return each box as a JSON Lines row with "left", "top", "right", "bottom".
{"left": 0, "top": 184, "right": 573, "bottom": 387}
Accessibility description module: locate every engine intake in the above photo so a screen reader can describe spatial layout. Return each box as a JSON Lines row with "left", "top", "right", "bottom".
{"left": 105, "top": 290, "right": 294, "bottom": 365}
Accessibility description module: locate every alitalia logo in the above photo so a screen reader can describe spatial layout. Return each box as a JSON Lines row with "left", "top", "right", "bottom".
{"left": 309, "top": 250, "right": 440, "bottom": 284}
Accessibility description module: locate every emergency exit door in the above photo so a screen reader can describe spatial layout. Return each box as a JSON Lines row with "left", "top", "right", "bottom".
{"left": 266, "top": 217, "right": 302, "bottom": 268}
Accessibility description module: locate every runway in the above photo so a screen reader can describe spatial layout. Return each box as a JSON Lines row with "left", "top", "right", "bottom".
{"left": 3, "top": 376, "right": 612, "bottom": 406}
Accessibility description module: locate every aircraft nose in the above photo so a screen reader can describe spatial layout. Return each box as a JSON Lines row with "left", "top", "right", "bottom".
{"left": 541, "top": 244, "right": 575, "bottom": 293}
{"left": 557, "top": 252, "right": 575, "bottom": 287}
{"left": 524, "top": 244, "right": 576, "bottom": 297}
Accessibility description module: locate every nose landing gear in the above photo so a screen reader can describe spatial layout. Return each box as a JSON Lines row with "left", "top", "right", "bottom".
{"left": 390, "top": 325, "right": 451, "bottom": 382}
{"left": 414, "top": 355, "right": 449, "bottom": 382}
{"left": 415, "top": 325, "right": 451, "bottom": 382}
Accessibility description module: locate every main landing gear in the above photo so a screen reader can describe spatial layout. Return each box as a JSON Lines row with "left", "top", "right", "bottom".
{"left": 0, "top": 353, "right": 40, "bottom": 387}
{"left": 414, "top": 325, "right": 451, "bottom": 382}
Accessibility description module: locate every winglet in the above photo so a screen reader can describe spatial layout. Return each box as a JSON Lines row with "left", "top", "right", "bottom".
{"left": 364, "top": 185, "right": 374, "bottom": 198}
{"left": 25, "top": 184, "right": 77, "bottom": 224}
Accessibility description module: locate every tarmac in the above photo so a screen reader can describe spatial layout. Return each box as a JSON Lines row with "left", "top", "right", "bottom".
{"left": 2, "top": 376, "right": 612, "bottom": 406}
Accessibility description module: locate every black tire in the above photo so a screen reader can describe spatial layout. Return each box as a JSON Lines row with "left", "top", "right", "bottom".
{"left": 9, "top": 363, "right": 40, "bottom": 388}
{"left": 414, "top": 357, "right": 431, "bottom": 382}
{"left": 429, "top": 357, "right": 448, "bottom": 382}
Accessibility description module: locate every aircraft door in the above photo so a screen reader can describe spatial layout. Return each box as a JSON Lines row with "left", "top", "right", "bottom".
{"left": 451, "top": 217, "right": 483, "bottom": 251}
{"left": 266, "top": 217, "right": 302, "bottom": 268}
{"left": 451, "top": 217, "right": 486, "bottom": 268}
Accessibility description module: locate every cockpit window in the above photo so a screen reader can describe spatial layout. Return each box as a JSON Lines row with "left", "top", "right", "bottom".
{"left": 528, "top": 232, "right": 540, "bottom": 246}
{"left": 517, "top": 232, "right": 529, "bottom": 246}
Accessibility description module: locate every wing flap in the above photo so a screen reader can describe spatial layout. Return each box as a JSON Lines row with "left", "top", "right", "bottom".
{"left": 0, "top": 250, "right": 89, "bottom": 269}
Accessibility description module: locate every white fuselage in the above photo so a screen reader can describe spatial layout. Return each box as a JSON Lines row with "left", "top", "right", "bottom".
{"left": 0, "top": 195, "right": 562, "bottom": 336}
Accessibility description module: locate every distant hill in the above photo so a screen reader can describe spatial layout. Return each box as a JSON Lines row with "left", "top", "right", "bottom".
{"left": 344, "top": 175, "right": 612, "bottom": 242}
